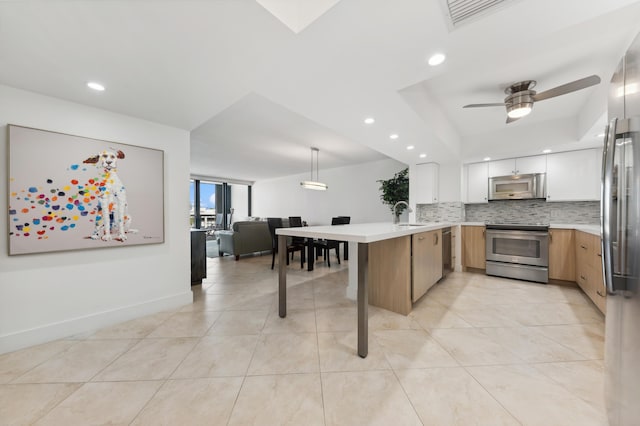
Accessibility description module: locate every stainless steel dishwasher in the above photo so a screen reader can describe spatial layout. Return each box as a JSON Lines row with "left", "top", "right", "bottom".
{"left": 441, "top": 227, "right": 452, "bottom": 278}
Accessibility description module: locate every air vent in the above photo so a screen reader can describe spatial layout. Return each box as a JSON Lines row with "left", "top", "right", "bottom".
{"left": 442, "top": 0, "right": 516, "bottom": 28}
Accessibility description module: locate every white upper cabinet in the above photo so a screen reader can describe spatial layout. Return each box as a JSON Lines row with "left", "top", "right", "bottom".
{"left": 546, "top": 149, "right": 600, "bottom": 201}
{"left": 414, "top": 162, "right": 439, "bottom": 204}
{"left": 465, "top": 162, "right": 489, "bottom": 203}
{"left": 488, "top": 155, "right": 547, "bottom": 176}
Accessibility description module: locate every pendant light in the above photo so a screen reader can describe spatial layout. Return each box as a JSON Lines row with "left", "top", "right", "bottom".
{"left": 300, "top": 147, "right": 328, "bottom": 191}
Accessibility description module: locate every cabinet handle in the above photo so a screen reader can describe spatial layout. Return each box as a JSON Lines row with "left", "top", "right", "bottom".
{"left": 580, "top": 245, "right": 587, "bottom": 250}
{"left": 434, "top": 234, "right": 439, "bottom": 245}
{"left": 418, "top": 236, "right": 425, "bottom": 241}
{"left": 580, "top": 275, "right": 586, "bottom": 280}
{"left": 549, "top": 231, "right": 553, "bottom": 242}
{"left": 482, "top": 229, "right": 485, "bottom": 238}
{"left": 597, "top": 290, "right": 606, "bottom": 298}
{"left": 597, "top": 253, "right": 602, "bottom": 257}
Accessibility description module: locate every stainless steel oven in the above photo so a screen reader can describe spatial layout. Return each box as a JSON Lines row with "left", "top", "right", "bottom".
{"left": 485, "top": 224, "right": 549, "bottom": 283}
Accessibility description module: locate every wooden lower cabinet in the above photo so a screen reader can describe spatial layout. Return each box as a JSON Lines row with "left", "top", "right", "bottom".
{"left": 574, "top": 231, "right": 606, "bottom": 314}
{"left": 368, "top": 236, "right": 412, "bottom": 315}
{"left": 462, "top": 225, "right": 485, "bottom": 270}
{"left": 412, "top": 229, "right": 442, "bottom": 303}
{"left": 548, "top": 229, "right": 576, "bottom": 281}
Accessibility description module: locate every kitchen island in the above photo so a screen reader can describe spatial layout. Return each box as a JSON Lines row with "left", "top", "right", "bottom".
{"left": 276, "top": 222, "right": 451, "bottom": 358}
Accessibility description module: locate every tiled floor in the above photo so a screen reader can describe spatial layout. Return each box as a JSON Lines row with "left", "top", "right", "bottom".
{"left": 0, "top": 254, "right": 607, "bottom": 425}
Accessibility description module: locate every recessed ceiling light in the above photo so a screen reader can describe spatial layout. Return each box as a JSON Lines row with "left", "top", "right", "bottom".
{"left": 483, "top": 157, "right": 491, "bottom": 161}
{"left": 419, "top": 153, "right": 427, "bottom": 158}
{"left": 389, "top": 134, "right": 399, "bottom": 140}
{"left": 428, "top": 53, "right": 446, "bottom": 66}
{"left": 364, "top": 117, "right": 375, "bottom": 124}
{"left": 542, "top": 149, "right": 552, "bottom": 154}
{"left": 87, "top": 81, "right": 105, "bottom": 91}
{"left": 407, "top": 145, "right": 415, "bottom": 150}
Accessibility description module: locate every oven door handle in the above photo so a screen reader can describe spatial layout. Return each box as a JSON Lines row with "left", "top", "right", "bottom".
{"left": 485, "top": 229, "right": 549, "bottom": 237}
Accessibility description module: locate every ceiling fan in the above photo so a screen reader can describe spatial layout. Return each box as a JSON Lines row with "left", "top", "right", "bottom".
{"left": 463, "top": 75, "right": 601, "bottom": 123}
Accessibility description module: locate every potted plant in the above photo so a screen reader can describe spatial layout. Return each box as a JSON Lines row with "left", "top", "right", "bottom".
{"left": 377, "top": 168, "right": 409, "bottom": 220}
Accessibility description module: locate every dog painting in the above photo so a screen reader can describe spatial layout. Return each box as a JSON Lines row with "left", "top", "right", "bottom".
{"left": 83, "top": 149, "right": 132, "bottom": 241}
{"left": 8, "top": 125, "right": 164, "bottom": 255}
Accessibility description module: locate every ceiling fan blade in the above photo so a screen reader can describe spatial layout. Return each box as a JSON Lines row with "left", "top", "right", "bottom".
{"left": 506, "top": 115, "right": 521, "bottom": 124}
{"left": 463, "top": 103, "right": 506, "bottom": 108}
{"left": 532, "top": 75, "right": 601, "bottom": 102}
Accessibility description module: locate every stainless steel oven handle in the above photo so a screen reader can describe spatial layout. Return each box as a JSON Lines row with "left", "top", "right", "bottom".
{"left": 602, "top": 118, "right": 616, "bottom": 294}
{"left": 485, "top": 229, "right": 549, "bottom": 237}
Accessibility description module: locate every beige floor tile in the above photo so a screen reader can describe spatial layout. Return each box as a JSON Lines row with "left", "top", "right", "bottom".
{"left": 322, "top": 370, "right": 422, "bottom": 426}
{"left": 13, "top": 340, "right": 136, "bottom": 383}
{"left": 369, "top": 306, "right": 422, "bottom": 330}
{"left": 449, "top": 305, "right": 522, "bottom": 327}
{"left": 93, "top": 337, "right": 198, "bottom": 381}
{"left": 468, "top": 364, "right": 608, "bottom": 426}
{"left": 207, "top": 309, "right": 269, "bottom": 335}
{"left": 313, "top": 283, "right": 354, "bottom": 309}
{"left": 479, "top": 327, "right": 586, "bottom": 363}
{"left": 0, "top": 340, "right": 76, "bottom": 384}
{"left": 171, "top": 335, "right": 259, "bottom": 378}
{"left": 409, "top": 303, "right": 473, "bottom": 330}
{"left": 262, "top": 309, "right": 317, "bottom": 333}
{"left": 34, "top": 381, "right": 161, "bottom": 426}
{"left": 0, "top": 383, "right": 81, "bottom": 425}
{"left": 131, "top": 377, "right": 243, "bottom": 426}
{"left": 146, "top": 310, "right": 221, "bottom": 338}
{"left": 496, "top": 302, "right": 604, "bottom": 326}
{"left": 396, "top": 367, "right": 520, "bottom": 425}
{"left": 318, "top": 332, "right": 390, "bottom": 372}
{"left": 534, "top": 323, "right": 605, "bottom": 359}
{"left": 533, "top": 360, "right": 606, "bottom": 410}
{"left": 87, "top": 311, "right": 175, "bottom": 339}
{"left": 374, "top": 330, "right": 458, "bottom": 369}
{"left": 429, "top": 328, "right": 523, "bottom": 366}
{"left": 247, "top": 333, "right": 319, "bottom": 375}
{"left": 228, "top": 373, "right": 324, "bottom": 426}
{"left": 315, "top": 307, "right": 357, "bottom": 332}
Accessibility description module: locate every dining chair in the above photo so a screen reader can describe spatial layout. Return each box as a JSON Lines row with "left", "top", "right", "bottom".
{"left": 288, "top": 216, "right": 306, "bottom": 261}
{"left": 267, "top": 217, "right": 305, "bottom": 270}
{"left": 313, "top": 216, "right": 349, "bottom": 267}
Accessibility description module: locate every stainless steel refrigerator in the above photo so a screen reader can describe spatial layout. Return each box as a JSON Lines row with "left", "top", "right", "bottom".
{"left": 602, "top": 30, "right": 640, "bottom": 426}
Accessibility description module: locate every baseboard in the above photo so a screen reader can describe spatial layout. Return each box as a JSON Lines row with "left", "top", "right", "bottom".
{"left": 0, "top": 291, "right": 193, "bottom": 355}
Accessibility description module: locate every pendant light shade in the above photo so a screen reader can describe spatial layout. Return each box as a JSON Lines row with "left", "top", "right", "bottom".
{"left": 300, "top": 147, "right": 328, "bottom": 191}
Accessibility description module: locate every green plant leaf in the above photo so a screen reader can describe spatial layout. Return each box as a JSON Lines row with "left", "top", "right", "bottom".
{"left": 377, "top": 167, "right": 409, "bottom": 216}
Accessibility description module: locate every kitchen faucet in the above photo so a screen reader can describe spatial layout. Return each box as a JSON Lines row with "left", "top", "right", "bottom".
{"left": 392, "top": 201, "right": 413, "bottom": 224}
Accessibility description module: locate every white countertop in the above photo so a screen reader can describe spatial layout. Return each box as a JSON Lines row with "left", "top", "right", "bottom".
{"left": 550, "top": 223, "right": 601, "bottom": 236}
{"left": 276, "top": 222, "right": 453, "bottom": 243}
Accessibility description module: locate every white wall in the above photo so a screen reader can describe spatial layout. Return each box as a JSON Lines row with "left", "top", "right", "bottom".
{"left": 0, "top": 85, "right": 192, "bottom": 354}
{"left": 252, "top": 158, "right": 407, "bottom": 224}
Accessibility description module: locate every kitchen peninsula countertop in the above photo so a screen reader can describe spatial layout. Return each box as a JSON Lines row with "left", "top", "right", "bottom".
{"left": 276, "top": 221, "right": 453, "bottom": 242}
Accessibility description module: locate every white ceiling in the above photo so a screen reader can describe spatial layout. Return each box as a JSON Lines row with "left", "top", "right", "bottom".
{"left": 2, "top": 0, "right": 640, "bottom": 181}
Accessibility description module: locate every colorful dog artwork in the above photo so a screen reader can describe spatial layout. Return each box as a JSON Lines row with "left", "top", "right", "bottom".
{"left": 8, "top": 125, "right": 164, "bottom": 255}
{"left": 83, "top": 149, "right": 132, "bottom": 241}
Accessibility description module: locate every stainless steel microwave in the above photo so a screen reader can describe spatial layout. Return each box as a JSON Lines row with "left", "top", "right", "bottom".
{"left": 488, "top": 173, "right": 546, "bottom": 201}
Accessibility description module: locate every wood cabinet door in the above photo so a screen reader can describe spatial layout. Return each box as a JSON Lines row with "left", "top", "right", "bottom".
{"left": 412, "top": 230, "right": 442, "bottom": 303}
{"left": 462, "top": 226, "right": 485, "bottom": 269}
{"left": 548, "top": 229, "right": 575, "bottom": 281}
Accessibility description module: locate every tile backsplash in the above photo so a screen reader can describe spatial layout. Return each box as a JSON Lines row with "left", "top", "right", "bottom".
{"left": 416, "top": 202, "right": 464, "bottom": 222}
{"left": 417, "top": 200, "right": 600, "bottom": 224}
{"left": 464, "top": 199, "right": 600, "bottom": 224}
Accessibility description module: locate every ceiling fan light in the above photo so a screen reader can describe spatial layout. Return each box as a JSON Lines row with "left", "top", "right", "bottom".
{"left": 507, "top": 103, "right": 532, "bottom": 118}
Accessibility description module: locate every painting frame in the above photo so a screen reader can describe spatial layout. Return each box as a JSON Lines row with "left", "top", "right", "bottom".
{"left": 7, "top": 124, "right": 165, "bottom": 255}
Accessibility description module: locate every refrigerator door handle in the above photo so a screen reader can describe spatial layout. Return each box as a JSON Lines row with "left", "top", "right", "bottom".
{"left": 602, "top": 118, "right": 617, "bottom": 294}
